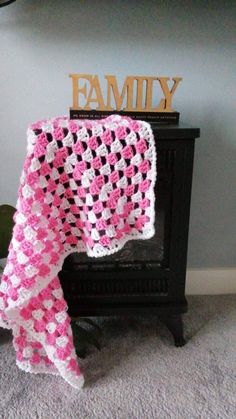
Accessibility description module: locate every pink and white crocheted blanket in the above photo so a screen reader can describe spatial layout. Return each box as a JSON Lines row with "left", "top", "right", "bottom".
{"left": 0, "top": 115, "right": 156, "bottom": 389}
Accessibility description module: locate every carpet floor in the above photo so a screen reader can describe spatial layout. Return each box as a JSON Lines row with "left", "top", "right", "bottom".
{"left": 0, "top": 295, "right": 236, "bottom": 419}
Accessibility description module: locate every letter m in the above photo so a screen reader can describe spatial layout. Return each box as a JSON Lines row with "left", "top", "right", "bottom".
{"left": 105, "top": 76, "right": 134, "bottom": 111}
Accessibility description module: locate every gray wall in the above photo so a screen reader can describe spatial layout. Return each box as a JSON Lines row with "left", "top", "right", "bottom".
{"left": 0, "top": 0, "right": 235, "bottom": 268}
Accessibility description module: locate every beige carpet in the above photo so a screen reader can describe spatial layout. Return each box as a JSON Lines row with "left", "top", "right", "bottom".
{"left": 0, "top": 295, "right": 236, "bottom": 419}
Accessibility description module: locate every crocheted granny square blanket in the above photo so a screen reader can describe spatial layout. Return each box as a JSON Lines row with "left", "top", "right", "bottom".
{"left": 0, "top": 115, "right": 156, "bottom": 389}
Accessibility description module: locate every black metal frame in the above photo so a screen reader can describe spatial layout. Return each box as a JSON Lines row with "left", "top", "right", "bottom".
{"left": 60, "top": 124, "right": 200, "bottom": 346}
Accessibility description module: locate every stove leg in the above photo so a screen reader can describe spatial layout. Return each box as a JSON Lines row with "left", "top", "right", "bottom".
{"left": 160, "top": 314, "right": 186, "bottom": 347}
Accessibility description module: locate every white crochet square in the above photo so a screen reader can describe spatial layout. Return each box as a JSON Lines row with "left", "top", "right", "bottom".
{"left": 33, "top": 240, "right": 44, "bottom": 252}
{"left": 66, "top": 213, "right": 76, "bottom": 224}
{"left": 32, "top": 201, "right": 42, "bottom": 214}
{"left": 22, "top": 347, "right": 33, "bottom": 358}
{"left": 118, "top": 195, "right": 127, "bottom": 207}
{"left": 96, "top": 144, "right": 107, "bottom": 157}
{"left": 46, "top": 322, "right": 57, "bottom": 333}
{"left": 23, "top": 185, "right": 34, "bottom": 199}
{"left": 125, "top": 131, "right": 137, "bottom": 145}
{"left": 117, "top": 219, "right": 124, "bottom": 229}
{"left": 64, "top": 162, "right": 74, "bottom": 174}
{"left": 25, "top": 265, "right": 38, "bottom": 278}
{"left": 55, "top": 311, "right": 67, "bottom": 323}
{"left": 43, "top": 299, "right": 53, "bottom": 310}
{"left": 133, "top": 208, "right": 142, "bottom": 217}
{"left": 0, "top": 281, "right": 8, "bottom": 293}
{"left": 60, "top": 119, "right": 68, "bottom": 128}
{"left": 82, "top": 148, "right": 93, "bottom": 163}
{"left": 39, "top": 215, "right": 48, "bottom": 228}
{"left": 92, "top": 125, "right": 103, "bottom": 137}
{"left": 45, "top": 151, "right": 55, "bottom": 164}
{"left": 0, "top": 297, "right": 5, "bottom": 310}
{"left": 144, "top": 148, "right": 153, "bottom": 161}
{"left": 127, "top": 214, "right": 135, "bottom": 223}
{"left": 27, "top": 130, "right": 37, "bottom": 146}
{"left": 11, "top": 238, "right": 20, "bottom": 251}
{"left": 77, "top": 127, "right": 89, "bottom": 141}
{"left": 52, "top": 288, "right": 63, "bottom": 299}
{"left": 85, "top": 167, "right": 95, "bottom": 180}
{"left": 3, "top": 262, "right": 13, "bottom": 276}
{"left": 43, "top": 253, "right": 51, "bottom": 265}
{"left": 20, "top": 172, "right": 26, "bottom": 185}
{"left": 132, "top": 190, "right": 142, "bottom": 203}
{"left": 38, "top": 176, "right": 48, "bottom": 189}
{"left": 27, "top": 144, "right": 34, "bottom": 155}
{"left": 24, "top": 226, "right": 37, "bottom": 241}
{"left": 131, "top": 154, "right": 142, "bottom": 166}
{"left": 85, "top": 194, "right": 94, "bottom": 206}
{"left": 56, "top": 336, "right": 68, "bottom": 348}
{"left": 106, "top": 225, "right": 116, "bottom": 238}
{"left": 47, "top": 230, "right": 56, "bottom": 241}
{"left": 51, "top": 207, "right": 59, "bottom": 218}
{"left": 59, "top": 232, "right": 66, "bottom": 243}
{"left": 45, "top": 192, "right": 54, "bottom": 205}
{"left": 51, "top": 167, "right": 60, "bottom": 180}
{"left": 74, "top": 196, "right": 84, "bottom": 207}
{"left": 147, "top": 169, "right": 153, "bottom": 180}
{"left": 88, "top": 211, "right": 97, "bottom": 224}
{"left": 146, "top": 207, "right": 152, "bottom": 217}
{"left": 61, "top": 198, "right": 70, "bottom": 210}
{"left": 100, "top": 163, "right": 111, "bottom": 176}
{"left": 102, "top": 208, "right": 111, "bottom": 220}
{"left": 92, "top": 243, "right": 104, "bottom": 256}
{"left": 115, "top": 157, "right": 127, "bottom": 171}
{"left": 91, "top": 229, "right": 100, "bottom": 241}
{"left": 79, "top": 212, "right": 87, "bottom": 222}
{"left": 99, "top": 191, "right": 108, "bottom": 202}
{"left": 17, "top": 252, "right": 29, "bottom": 265}
{"left": 57, "top": 184, "right": 65, "bottom": 196}
{"left": 10, "top": 274, "right": 21, "bottom": 288}
{"left": 145, "top": 189, "right": 152, "bottom": 199}
{"left": 104, "top": 182, "right": 113, "bottom": 194}
{"left": 81, "top": 174, "right": 90, "bottom": 188}
{"left": 47, "top": 140, "right": 58, "bottom": 153}
{"left": 116, "top": 205, "right": 123, "bottom": 215}
{"left": 17, "top": 288, "right": 31, "bottom": 301}
{"left": 139, "top": 124, "right": 150, "bottom": 137}
{"left": 132, "top": 172, "right": 142, "bottom": 185}
{"left": 110, "top": 138, "right": 122, "bottom": 153}
{"left": 104, "top": 121, "right": 117, "bottom": 130}
{"left": 63, "top": 132, "right": 74, "bottom": 147}
{"left": 71, "top": 227, "right": 80, "bottom": 237}
{"left": 30, "top": 158, "right": 41, "bottom": 172}
{"left": 32, "top": 309, "right": 44, "bottom": 320}
{"left": 66, "top": 153, "right": 77, "bottom": 166}
{"left": 83, "top": 228, "right": 90, "bottom": 238}
{"left": 15, "top": 212, "right": 27, "bottom": 225}
{"left": 117, "top": 176, "right": 128, "bottom": 189}
{"left": 42, "top": 121, "right": 53, "bottom": 132}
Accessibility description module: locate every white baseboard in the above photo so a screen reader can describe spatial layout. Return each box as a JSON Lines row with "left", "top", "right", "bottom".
{"left": 186, "top": 268, "right": 236, "bottom": 295}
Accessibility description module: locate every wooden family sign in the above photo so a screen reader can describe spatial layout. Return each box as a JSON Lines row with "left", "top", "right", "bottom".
{"left": 69, "top": 74, "right": 182, "bottom": 123}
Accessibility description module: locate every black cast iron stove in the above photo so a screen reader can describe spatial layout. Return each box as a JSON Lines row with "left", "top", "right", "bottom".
{"left": 60, "top": 123, "right": 200, "bottom": 346}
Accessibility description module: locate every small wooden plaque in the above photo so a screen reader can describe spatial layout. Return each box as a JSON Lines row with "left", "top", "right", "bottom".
{"left": 69, "top": 74, "right": 182, "bottom": 124}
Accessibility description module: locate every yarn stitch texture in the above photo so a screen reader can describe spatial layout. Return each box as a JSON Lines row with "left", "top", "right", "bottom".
{"left": 0, "top": 115, "right": 157, "bottom": 389}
